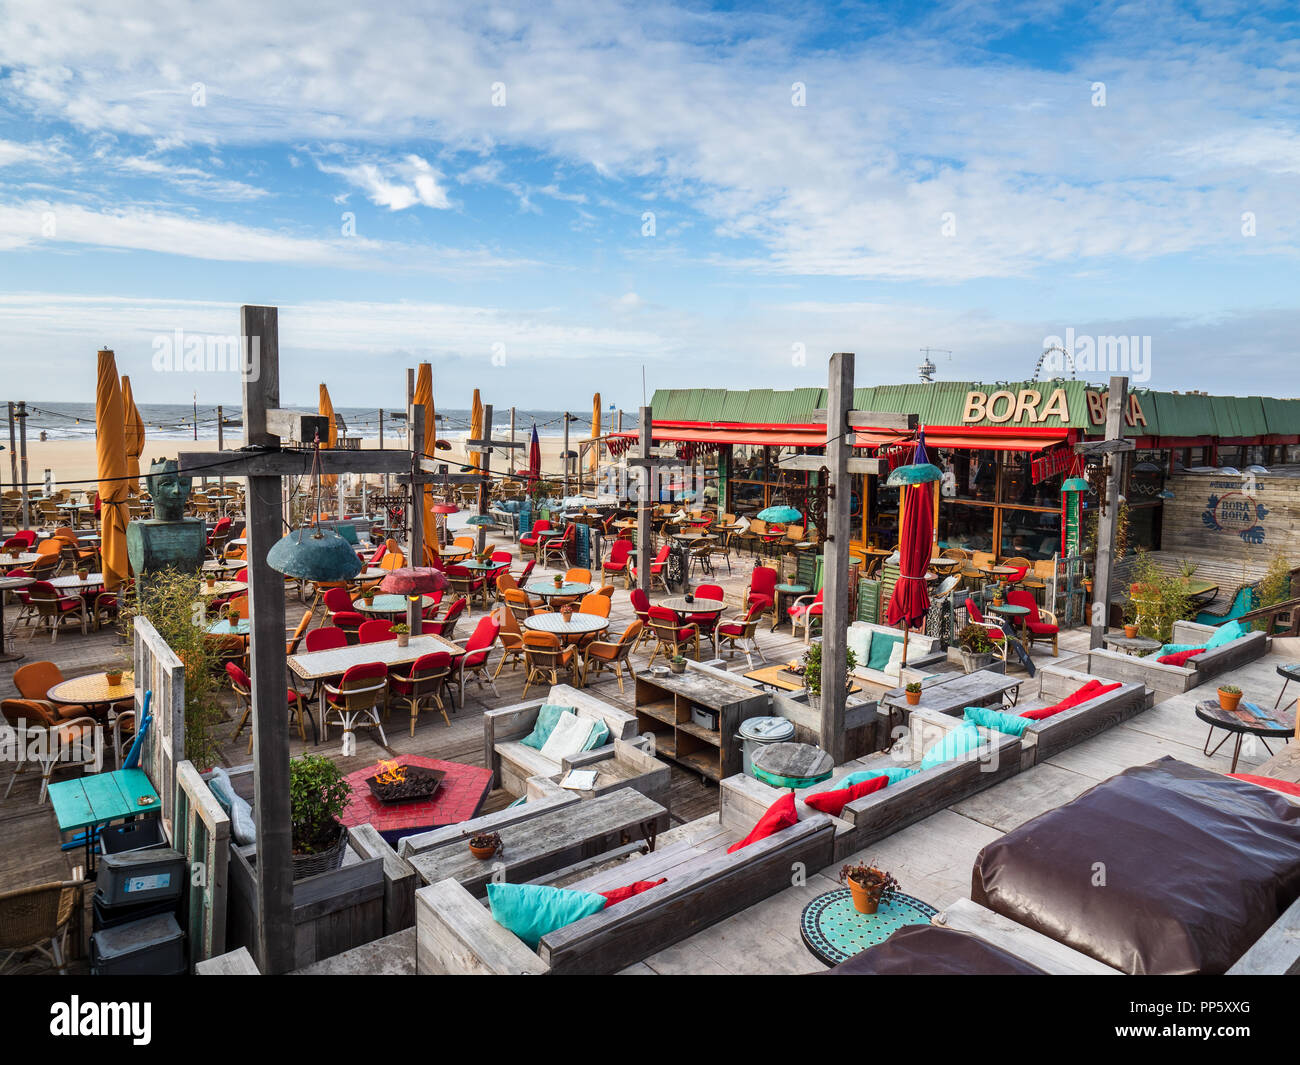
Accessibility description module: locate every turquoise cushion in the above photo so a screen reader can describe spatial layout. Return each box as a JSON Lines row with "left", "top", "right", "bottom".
{"left": 1155, "top": 641, "right": 1204, "bottom": 657}
{"left": 919, "top": 723, "right": 985, "bottom": 770}
{"left": 867, "top": 633, "right": 901, "bottom": 671}
{"left": 963, "top": 705, "right": 1030, "bottom": 737}
{"left": 581, "top": 719, "right": 610, "bottom": 751}
{"left": 520, "top": 704, "right": 574, "bottom": 750}
{"left": 1206, "top": 620, "right": 1248, "bottom": 648}
{"left": 843, "top": 766, "right": 918, "bottom": 788}
{"left": 487, "top": 882, "right": 606, "bottom": 949}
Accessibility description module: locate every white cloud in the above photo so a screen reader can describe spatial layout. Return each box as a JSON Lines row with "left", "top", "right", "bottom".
{"left": 316, "top": 154, "right": 452, "bottom": 210}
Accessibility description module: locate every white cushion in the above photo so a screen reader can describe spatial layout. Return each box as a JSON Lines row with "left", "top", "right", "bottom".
{"left": 539, "top": 711, "right": 595, "bottom": 761}
{"left": 847, "top": 625, "right": 873, "bottom": 666}
{"left": 883, "top": 641, "right": 907, "bottom": 679}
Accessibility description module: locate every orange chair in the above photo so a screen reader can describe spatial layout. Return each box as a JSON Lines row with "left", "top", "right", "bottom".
{"left": 582, "top": 621, "right": 642, "bottom": 694}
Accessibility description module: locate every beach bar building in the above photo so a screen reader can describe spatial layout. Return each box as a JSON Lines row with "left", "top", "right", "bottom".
{"left": 615, "top": 381, "right": 1300, "bottom": 570}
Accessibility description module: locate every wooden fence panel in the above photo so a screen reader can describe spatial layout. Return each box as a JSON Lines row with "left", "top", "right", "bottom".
{"left": 133, "top": 616, "right": 185, "bottom": 836}
{"left": 174, "top": 760, "right": 230, "bottom": 966}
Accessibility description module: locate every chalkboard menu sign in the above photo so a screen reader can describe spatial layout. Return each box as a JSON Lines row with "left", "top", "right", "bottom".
{"left": 663, "top": 543, "right": 689, "bottom": 593}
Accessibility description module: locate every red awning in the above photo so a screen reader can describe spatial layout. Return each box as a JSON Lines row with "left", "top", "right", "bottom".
{"left": 613, "top": 421, "right": 1073, "bottom": 453}
{"left": 611, "top": 423, "right": 828, "bottom": 447}
{"left": 854, "top": 425, "right": 1072, "bottom": 453}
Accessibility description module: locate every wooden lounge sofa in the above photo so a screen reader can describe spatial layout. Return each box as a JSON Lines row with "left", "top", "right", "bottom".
{"left": 483, "top": 684, "right": 639, "bottom": 797}
{"left": 415, "top": 809, "right": 837, "bottom": 974}
{"left": 720, "top": 707, "right": 1022, "bottom": 861}
{"left": 846, "top": 621, "right": 948, "bottom": 691}
{"left": 1083, "top": 620, "right": 1268, "bottom": 700}
{"left": 1001, "top": 664, "right": 1152, "bottom": 768}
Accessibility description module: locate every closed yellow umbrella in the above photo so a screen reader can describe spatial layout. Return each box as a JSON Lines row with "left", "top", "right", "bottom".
{"left": 319, "top": 383, "right": 337, "bottom": 492}
{"left": 96, "top": 350, "right": 130, "bottom": 590}
{"left": 468, "top": 389, "right": 484, "bottom": 473}
{"left": 589, "top": 393, "right": 601, "bottom": 474}
{"left": 121, "top": 375, "right": 145, "bottom": 497}
{"left": 413, "top": 363, "right": 440, "bottom": 563}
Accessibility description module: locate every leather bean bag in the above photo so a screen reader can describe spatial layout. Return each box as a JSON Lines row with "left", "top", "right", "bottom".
{"left": 971, "top": 757, "right": 1300, "bottom": 974}
{"left": 814, "top": 924, "right": 1046, "bottom": 975}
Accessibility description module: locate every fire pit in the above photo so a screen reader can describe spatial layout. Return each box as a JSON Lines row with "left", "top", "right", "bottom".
{"left": 365, "top": 760, "right": 446, "bottom": 804}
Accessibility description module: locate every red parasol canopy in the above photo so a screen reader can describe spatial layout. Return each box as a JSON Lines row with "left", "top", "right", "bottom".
{"left": 886, "top": 434, "right": 935, "bottom": 631}
{"left": 378, "top": 567, "right": 448, "bottom": 596}
{"left": 527, "top": 424, "right": 541, "bottom": 486}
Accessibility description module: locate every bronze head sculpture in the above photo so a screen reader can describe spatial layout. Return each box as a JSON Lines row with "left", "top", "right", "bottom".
{"left": 145, "top": 459, "right": 192, "bottom": 522}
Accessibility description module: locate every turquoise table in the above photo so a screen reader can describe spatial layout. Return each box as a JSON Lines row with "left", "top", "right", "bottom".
{"left": 206, "top": 618, "right": 251, "bottom": 636}
{"left": 800, "top": 889, "right": 937, "bottom": 966}
{"left": 47, "top": 768, "right": 160, "bottom": 876}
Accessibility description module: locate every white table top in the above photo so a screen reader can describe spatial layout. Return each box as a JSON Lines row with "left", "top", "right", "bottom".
{"left": 288, "top": 632, "right": 464, "bottom": 681}
{"left": 659, "top": 596, "right": 726, "bottom": 614}
{"left": 524, "top": 612, "right": 610, "bottom": 635}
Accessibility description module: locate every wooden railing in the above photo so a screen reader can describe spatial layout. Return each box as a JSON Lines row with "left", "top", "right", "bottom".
{"left": 1237, "top": 595, "right": 1300, "bottom": 637}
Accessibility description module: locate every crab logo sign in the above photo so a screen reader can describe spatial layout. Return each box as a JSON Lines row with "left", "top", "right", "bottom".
{"left": 1203, "top": 491, "right": 1268, "bottom": 545}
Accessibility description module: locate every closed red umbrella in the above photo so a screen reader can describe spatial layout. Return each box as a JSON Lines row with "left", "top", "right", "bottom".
{"left": 527, "top": 425, "right": 541, "bottom": 487}
{"left": 885, "top": 430, "right": 941, "bottom": 665}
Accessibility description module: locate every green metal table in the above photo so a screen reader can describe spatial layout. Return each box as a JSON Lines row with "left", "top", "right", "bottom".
{"left": 47, "top": 768, "right": 160, "bottom": 877}
{"left": 800, "top": 888, "right": 937, "bottom": 966}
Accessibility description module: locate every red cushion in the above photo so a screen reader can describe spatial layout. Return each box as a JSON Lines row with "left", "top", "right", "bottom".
{"left": 599, "top": 878, "right": 668, "bottom": 907}
{"left": 803, "top": 776, "right": 888, "bottom": 816}
{"left": 1019, "top": 680, "right": 1121, "bottom": 721}
{"left": 1228, "top": 774, "right": 1300, "bottom": 798}
{"left": 1025, "top": 620, "right": 1058, "bottom": 634}
{"left": 726, "top": 792, "right": 797, "bottom": 853}
{"left": 1158, "top": 648, "right": 1207, "bottom": 666}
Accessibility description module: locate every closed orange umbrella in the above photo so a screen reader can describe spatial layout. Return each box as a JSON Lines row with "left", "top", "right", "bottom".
{"left": 413, "top": 364, "right": 440, "bottom": 563}
{"left": 121, "top": 375, "right": 145, "bottom": 496}
{"left": 589, "top": 393, "right": 601, "bottom": 474}
{"left": 319, "top": 383, "right": 337, "bottom": 489}
{"left": 468, "top": 389, "right": 484, "bottom": 473}
{"left": 96, "top": 350, "right": 130, "bottom": 590}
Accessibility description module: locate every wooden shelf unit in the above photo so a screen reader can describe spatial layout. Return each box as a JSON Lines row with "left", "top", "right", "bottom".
{"left": 633, "top": 670, "right": 769, "bottom": 781}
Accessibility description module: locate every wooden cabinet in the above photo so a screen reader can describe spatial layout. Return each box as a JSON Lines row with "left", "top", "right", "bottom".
{"left": 633, "top": 669, "right": 769, "bottom": 781}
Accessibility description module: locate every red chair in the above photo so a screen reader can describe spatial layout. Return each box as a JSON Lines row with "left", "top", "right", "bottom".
{"left": 388, "top": 652, "right": 452, "bottom": 733}
{"left": 788, "top": 589, "right": 824, "bottom": 643}
{"left": 540, "top": 523, "right": 576, "bottom": 567}
{"left": 9, "top": 530, "right": 37, "bottom": 549}
{"left": 686, "top": 582, "right": 726, "bottom": 650}
{"left": 745, "top": 565, "right": 778, "bottom": 619}
{"left": 322, "top": 586, "right": 363, "bottom": 639}
{"left": 1006, "top": 589, "right": 1059, "bottom": 656}
{"left": 26, "top": 580, "right": 89, "bottom": 642}
{"left": 425, "top": 596, "right": 467, "bottom": 640}
{"left": 321, "top": 661, "right": 389, "bottom": 747}
{"left": 226, "top": 662, "right": 307, "bottom": 750}
{"left": 630, "top": 544, "right": 670, "bottom": 591}
{"left": 964, "top": 598, "right": 1008, "bottom": 662}
{"left": 629, "top": 587, "right": 655, "bottom": 648}
{"left": 446, "top": 564, "right": 486, "bottom": 603}
{"left": 512, "top": 559, "right": 535, "bottom": 584}
{"left": 358, "top": 619, "right": 394, "bottom": 644}
{"left": 646, "top": 606, "right": 700, "bottom": 665}
{"left": 519, "top": 519, "right": 552, "bottom": 560}
{"left": 717, "top": 602, "right": 767, "bottom": 668}
{"left": 301, "top": 626, "right": 349, "bottom": 710}
{"left": 451, "top": 615, "right": 501, "bottom": 706}
{"left": 367, "top": 543, "right": 387, "bottom": 566}
{"left": 602, "top": 539, "right": 635, "bottom": 589}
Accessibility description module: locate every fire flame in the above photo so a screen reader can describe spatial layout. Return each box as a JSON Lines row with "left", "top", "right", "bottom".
{"left": 375, "top": 760, "right": 407, "bottom": 785}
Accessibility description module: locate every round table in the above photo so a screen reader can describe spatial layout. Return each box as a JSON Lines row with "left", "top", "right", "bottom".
{"left": 203, "top": 559, "right": 244, "bottom": 573}
{"left": 0, "top": 575, "right": 34, "bottom": 662}
{"left": 0, "top": 553, "right": 41, "bottom": 569}
{"left": 751, "top": 741, "right": 833, "bottom": 789}
{"left": 524, "top": 612, "right": 609, "bottom": 640}
{"left": 47, "top": 672, "right": 136, "bottom": 717}
{"left": 929, "top": 557, "right": 960, "bottom": 570}
{"left": 1275, "top": 663, "right": 1300, "bottom": 708}
{"left": 438, "top": 548, "right": 471, "bottom": 562}
{"left": 671, "top": 532, "right": 714, "bottom": 542}
{"left": 659, "top": 596, "right": 726, "bottom": 616}
{"left": 206, "top": 618, "right": 251, "bottom": 637}
{"left": 980, "top": 565, "right": 1018, "bottom": 580}
{"left": 799, "top": 889, "right": 937, "bottom": 966}
{"left": 526, "top": 580, "right": 592, "bottom": 602}
{"left": 990, "top": 603, "right": 1029, "bottom": 618}
{"left": 1103, "top": 633, "right": 1162, "bottom": 657}
{"left": 770, "top": 583, "right": 810, "bottom": 631}
{"left": 356, "top": 594, "right": 435, "bottom": 615}
{"left": 199, "top": 580, "right": 248, "bottom": 597}
{"left": 1195, "top": 699, "right": 1294, "bottom": 773}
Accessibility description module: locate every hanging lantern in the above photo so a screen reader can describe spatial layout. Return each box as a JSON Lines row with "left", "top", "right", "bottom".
{"left": 267, "top": 527, "right": 363, "bottom": 581}
{"left": 885, "top": 462, "right": 942, "bottom": 486}
{"left": 1060, "top": 460, "right": 1089, "bottom": 557}
{"left": 757, "top": 504, "right": 803, "bottom": 524}
{"left": 379, "top": 567, "right": 447, "bottom": 596}
{"left": 464, "top": 514, "right": 494, "bottom": 527}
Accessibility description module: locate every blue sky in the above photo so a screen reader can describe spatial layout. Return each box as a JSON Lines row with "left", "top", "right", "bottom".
{"left": 0, "top": 0, "right": 1296, "bottom": 409}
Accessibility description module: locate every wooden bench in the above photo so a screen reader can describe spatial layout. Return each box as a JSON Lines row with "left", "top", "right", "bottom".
{"left": 1084, "top": 621, "right": 1269, "bottom": 700}
{"left": 1012, "top": 665, "right": 1152, "bottom": 767}
{"left": 483, "top": 684, "right": 638, "bottom": 797}
{"left": 415, "top": 814, "right": 836, "bottom": 974}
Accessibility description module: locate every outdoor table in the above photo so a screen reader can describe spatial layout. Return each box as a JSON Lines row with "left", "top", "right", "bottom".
{"left": 526, "top": 580, "right": 592, "bottom": 603}
{"left": 671, "top": 531, "right": 714, "bottom": 541}
{"left": 48, "top": 768, "right": 160, "bottom": 878}
{"left": 979, "top": 565, "right": 1018, "bottom": 588}
{"left": 660, "top": 595, "right": 726, "bottom": 617}
{"left": 438, "top": 547, "right": 471, "bottom": 562}
{"left": 206, "top": 618, "right": 251, "bottom": 637}
{"left": 47, "top": 671, "right": 135, "bottom": 718}
{"left": 289, "top": 633, "right": 465, "bottom": 683}
{"left": 356, "top": 594, "right": 435, "bottom": 615}
{"left": 0, "top": 575, "right": 33, "bottom": 662}
{"left": 461, "top": 559, "right": 508, "bottom": 605}
{"left": 1186, "top": 579, "right": 1220, "bottom": 604}
{"left": 879, "top": 670, "right": 1022, "bottom": 731}
{"left": 228, "top": 537, "right": 248, "bottom": 546}
{"left": 0, "top": 552, "right": 41, "bottom": 569}
{"left": 929, "top": 557, "right": 961, "bottom": 570}
{"left": 990, "top": 602, "right": 1029, "bottom": 631}
{"left": 799, "top": 889, "right": 938, "bottom": 967}
{"left": 743, "top": 662, "right": 863, "bottom": 695}
{"left": 1103, "top": 633, "right": 1162, "bottom": 657}
{"left": 1195, "top": 699, "right": 1294, "bottom": 773}
{"left": 404, "top": 789, "right": 667, "bottom": 896}
{"left": 524, "top": 611, "right": 609, "bottom": 641}
{"left": 337, "top": 755, "right": 493, "bottom": 845}
{"left": 1275, "top": 663, "right": 1300, "bottom": 708}
{"left": 751, "top": 741, "right": 833, "bottom": 789}
{"left": 48, "top": 572, "right": 105, "bottom": 592}
{"left": 769, "top": 583, "right": 809, "bottom": 631}
{"left": 202, "top": 559, "right": 244, "bottom": 573}
{"left": 198, "top": 580, "right": 247, "bottom": 597}
{"left": 78, "top": 534, "right": 101, "bottom": 544}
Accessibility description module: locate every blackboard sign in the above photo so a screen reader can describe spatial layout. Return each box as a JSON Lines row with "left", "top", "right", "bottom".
{"left": 663, "top": 544, "right": 689, "bottom": 593}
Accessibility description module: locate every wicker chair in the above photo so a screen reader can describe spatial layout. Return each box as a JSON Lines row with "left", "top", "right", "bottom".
{"left": 0, "top": 878, "right": 84, "bottom": 974}
{"left": 321, "top": 661, "right": 390, "bottom": 747}
{"left": 646, "top": 606, "right": 700, "bottom": 666}
{"left": 582, "top": 620, "right": 642, "bottom": 694}
{"left": 521, "top": 631, "right": 578, "bottom": 695}
{"left": 716, "top": 602, "right": 767, "bottom": 668}
{"left": 388, "top": 652, "right": 453, "bottom": 733}
{"left": 1, "top": 699, "right": 99, "bottom": 802}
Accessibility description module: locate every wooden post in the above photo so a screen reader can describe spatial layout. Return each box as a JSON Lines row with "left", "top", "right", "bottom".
{"left": 1090, "top": 375, "right": 1129, "bottom": 649}
{"left": 379, "top": 409, "right": 388, "bottom": 498}
{"left": 407, "top": 403, "right": 425, "bottom": 636}
{"left": 821, "top": 353, "right": 854, "bottom": 764}
{"left": 7, "top": 402, "right": 17, "bottom": 495}
{"left": 240, "top": 305, "right": 294, "bottom": 976}
{"left": 562, "top": 412, "right": 571, "bottom": 499}
{"left": 632, "top": 406, "right": 656, "bottom": 591}
{"left": 16, "top": 401, "right": 29, "bottom": 530}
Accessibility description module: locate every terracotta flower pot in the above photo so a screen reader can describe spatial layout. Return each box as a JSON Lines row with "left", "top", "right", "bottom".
{"left": 1218, "top": 688, "right": 1242, "bottom": 712}
{"left": 905, "top": 689, "right": 921, "bottom": 705}
{"left": 468, "top": 840, "right": 500, "bottom": 861}
{"left": 395, "top": 634, "right": 409, "bottom": 647}
{"left": 205, "top": 577, "right": 216, "bottom": 589}
{"left": 848, "top": 876, "right": 884, "bottom": 915}
{"left": 105, "top": 671, "right": 123, "bottom": 687}
{"left": 1124, "top": 624, "right": 1138, "bottom": 638}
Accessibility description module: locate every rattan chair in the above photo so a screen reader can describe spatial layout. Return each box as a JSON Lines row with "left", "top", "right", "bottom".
{"left": 0, "top": 878, "right": 84, "bottom": 974}
{"left": 521, "top": 631, "right": 579, "bottom": 695}
{"left": 583, "top": 621, "right": 642, "bottom": 694}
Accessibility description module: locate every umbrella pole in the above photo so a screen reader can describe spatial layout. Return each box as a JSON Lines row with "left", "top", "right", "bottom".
{"left": 900, "top": 622, "right": 910, "bottom": 668}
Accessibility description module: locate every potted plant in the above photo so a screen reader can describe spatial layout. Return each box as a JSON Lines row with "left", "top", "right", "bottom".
{"left": 957, "top": 623, "right": 995, "bottom": 673}
{"left": 1218, "top": 684, "right": 1242, "bottom": 712}
{"left": 553, "top": 573, "right": 564, "bottom": 588}
{"left": 670, "top": 653, "right": 687, "bottom": 674}
{"left": 226, "top": 606, "right": 240, "bottom": 627}
{"left": 76, "top": 566, "right": 90, "bottom": 582}
{"left": 801, "top": 642, "right": 858, "bottom": 707}
{"left": 560, "top": 604, "right": 575, "bottom": 622}
{"left": 105, "top": 667, "right": 124, "bottom": 687}
{"left": 361, "top": 588, "right": 375, "bottom": 605}
{"left": 904, "top": 681, "right": 922, "bottom": 705}
{"left": 839, "top": 861, "right": 900, "bottom": 915}
{"left": 204, "top": 573, "right": 216, "bottom": 589}
{"left": 468, "top": 831, "right": 503, "bottom": 861}
{"left": 391, "top": 622, "right": 409, "bottom": 648}
{"left": 289, "top": 754, "right": 352, "bottom": 881}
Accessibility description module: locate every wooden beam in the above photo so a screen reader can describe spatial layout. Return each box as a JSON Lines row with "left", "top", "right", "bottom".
{"left": 177, "top": 450, "right": 408, "bottom": 477}
{"left": 777, "top": 454, "right": 884, "bottom": 475}
{"left": 1074, "top": 437, "right": 1135, "bottom": 456}
{"left": 821, "top": 353, "right": 854, "bottom": 765}
{"left": 240, "top": 305, "right": 294, "bottom": 976}
{"left": 264, "top": 410, "right": 331, "bottom": 445}
{"left": 810, "top": 409, "right": 919, "bottom": 431}
{"left": 1089, "top": 375, "right": 1128, "bottom": 650}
